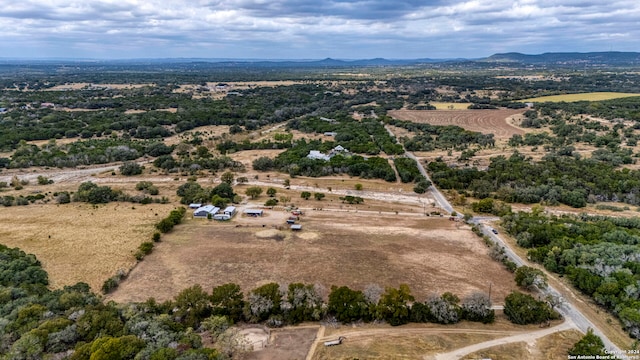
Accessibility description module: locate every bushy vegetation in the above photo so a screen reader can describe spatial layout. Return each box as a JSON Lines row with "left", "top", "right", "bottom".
{"left": 429, "top": 151, "right": 640, "bottom": 208}
{"left": 155, "top": 207, "right": 186, "bottom": 233}
{"left": 502, "top": 209, "right": 640, "bottom": 338}
{"left": 269, "top": 139, "right": 397, "bottom": 181}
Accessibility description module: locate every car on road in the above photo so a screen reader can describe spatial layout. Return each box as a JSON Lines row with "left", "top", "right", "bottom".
{"left": 491, "top": 228, "right": 498, "bottom": 234}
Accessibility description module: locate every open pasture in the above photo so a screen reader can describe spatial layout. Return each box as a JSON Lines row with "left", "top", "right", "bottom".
{"left": 520, "top": 92, "right": 640, "bottom": 102}
{"left": 430, "top": 102, "right": 473, "bottom": 110}
{"left": 388, "top": 109, "right": 526, "bottom": 139}
{"left": 107, "top": 211, "right": 517, "bottom": 303}
{"left": 0, "top": 202, "right": 176, "bottom": 291}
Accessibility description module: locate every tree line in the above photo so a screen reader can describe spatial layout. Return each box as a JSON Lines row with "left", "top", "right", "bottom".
{"left": 501, "top": 209, "right": 640, "bottom": 339}
{"left": 429, "top": 151, "right": 640, "bottom": 208}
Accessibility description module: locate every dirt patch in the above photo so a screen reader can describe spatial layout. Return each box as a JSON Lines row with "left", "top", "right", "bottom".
{"left": 246, "top": 326, "right": 318, "bottom": 360}
{"left": 107, "top": 212, "right": 516, "bottom": 303}
{"left": 239, "top": 327, "right": 270, "bottom": 351}
{"left": 389, "top": 109, "right": 526, "bottom": 139}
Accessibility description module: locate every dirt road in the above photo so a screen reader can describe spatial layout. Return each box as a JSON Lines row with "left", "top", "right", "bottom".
{"left": 431, "top": 320, "right": 575, "bottom": 360}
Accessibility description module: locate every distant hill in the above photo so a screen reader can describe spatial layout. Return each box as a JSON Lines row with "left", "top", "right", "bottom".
{"left": 1, "top": 52, "right": 639, "bottom": 68}
{"left": 480, "top": 52, "right": 640, "bottom": 66}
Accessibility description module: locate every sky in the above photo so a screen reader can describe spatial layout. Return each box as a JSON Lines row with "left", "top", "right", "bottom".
{"left": 0, "top": 0, "right": 638, "bottom": 60}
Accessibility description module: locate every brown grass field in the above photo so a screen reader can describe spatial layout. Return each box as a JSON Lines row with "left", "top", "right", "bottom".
{"left": 312, "top": 318, "right": 569, "bottom": 360}
{"left": 430, "top": 102, "right": 473, "bottom": 110}
{"left": 0, "top": 202, "right": 176, "bottom": 291}
{"left": 107, "top": 211, "right": 516, "bottom": 303}
{"left": 460, "top": 329, "right": 583, "bottom": 360}
{"left": 389, "top": 109, "right": 527, "bottom": 139}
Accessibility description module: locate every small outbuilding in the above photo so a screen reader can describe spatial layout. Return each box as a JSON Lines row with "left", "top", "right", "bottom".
{"left": 189, "top": 203, "right": 202, "bottom": 209}
{"left": 244, "top": 209, "right": 264, "bottom": 217}
{"left": 222, "top": 206, "right": 237, "bottom": 217}
{"left": 291, "top": 224, "right": 302, "bottom": 231}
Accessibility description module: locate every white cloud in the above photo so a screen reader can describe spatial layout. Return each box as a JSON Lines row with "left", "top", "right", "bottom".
{"left": 0, "top": 0, "right": 638, "bottom": 58}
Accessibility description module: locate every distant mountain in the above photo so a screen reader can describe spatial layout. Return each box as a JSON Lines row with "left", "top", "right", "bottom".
{"left": 1, "top": 52, "right": 639, "bottom": 68}
{"left": 480, "top": 52, "right": 640, "bottom": 66}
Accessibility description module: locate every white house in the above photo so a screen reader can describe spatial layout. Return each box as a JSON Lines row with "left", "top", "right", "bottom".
{"left": 307, "top": 150, "right": 330, "bottom": 161}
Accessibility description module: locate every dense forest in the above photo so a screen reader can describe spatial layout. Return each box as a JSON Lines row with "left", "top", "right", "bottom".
{"left": 501, "top": 209, "right": 640, "bottom": 339}
{"left": 429, "top": 151, "right": 640, "bottom": 208}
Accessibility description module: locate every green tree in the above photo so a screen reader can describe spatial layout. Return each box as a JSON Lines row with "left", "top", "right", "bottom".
{"left": 211, "top": 283, "right": 245, "bottom": 323}
{"left": 328, "top": 286, "right": 369, "bottom": 323}
{"left": 568, "top": 329, "right": 606, "bottom": 356}
{"left": 173, "top": 284, "right": 212, "bottom": 329}
{"left": 314, "top": 192, "right": 325, "bottom": 200}
{"left": 119, "top": 162, "right": 143, "bottom": 176}
{"left": 514, "top": 266, "right": 548, "bottom": 290}
{"left": 7, "top": 332, "right": 43, "bottom": 360}
{"left": 221, "top": 171, "right": 234, "bottom": 185}
{"left": 300, "top": 191, "right": 311, "bottom": 200}
{"left": 376, "top": 284, "right": 414, "bottom": 326}
{"left": 212, "top": 182, "right": 235, "bottom": 200}
{"left": 245, "top": 186, "right": 263, "bottom": 199}
{"left": 504, "top": 291, "right": 557, "bottom": 325}
{"left": 88, "top": 335, "right": 145, "bottom": 360}
{"left": 266, "top": 187, "right": 277, "bottom": 197}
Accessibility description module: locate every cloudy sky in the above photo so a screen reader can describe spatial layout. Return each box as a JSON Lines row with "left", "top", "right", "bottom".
{"left": 0, "top": 0, "right": 638, "bottom": 59}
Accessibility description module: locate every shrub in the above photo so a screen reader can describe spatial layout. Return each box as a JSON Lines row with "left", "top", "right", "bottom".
{"left": 152, "top": 232, "right": 161, "bottom": 242}
{"left": 265, "top": 199, "right": 278, "bottom": 206}
{"left": 119, "top": 162, "right": 143, "bottom": 176}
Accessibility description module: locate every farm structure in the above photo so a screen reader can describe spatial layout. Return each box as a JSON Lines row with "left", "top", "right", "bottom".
{"left": 193, "top": 205, "right": 219, "bottom": 218}
{"left": 213, "top": 206, "right": 237, "bottom": 221}
{"left": 291, "top": 224, "right": 302, "bottom": 231}
{"left": 189, "top": 203, "right": 202, "bottom": 209}
{"left": 244, "top": 209, "right": 264, "bottom": 217}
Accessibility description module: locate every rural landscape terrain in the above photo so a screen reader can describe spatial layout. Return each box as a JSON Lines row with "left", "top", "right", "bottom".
{"left": 1, "top": 52, "right": 640, "bottom": 359}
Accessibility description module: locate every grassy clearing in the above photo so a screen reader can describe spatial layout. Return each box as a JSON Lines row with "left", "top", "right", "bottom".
{"left": 520, "top": 92, "right": 640, "bottom": 102}
{"left": 0, "top": 202, "right": 176, "bottom": 292}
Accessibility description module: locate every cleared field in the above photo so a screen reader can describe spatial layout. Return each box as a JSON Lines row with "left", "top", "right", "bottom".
{"left": 0, "top": 203, "right": 176, "bottom": 291}
{"left": 389, "top": 109, "right": 526, "bottom": 139}
{"left": 107, "top": 211, "right": 516, "bottom": 303}
{"left": 520, "top": 92, "right": 640, "bottom": 102}
{"left": 430, "top": 102, "right": 472, "bottom": 110}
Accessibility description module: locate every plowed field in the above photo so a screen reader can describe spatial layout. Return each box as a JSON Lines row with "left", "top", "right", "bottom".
{"left": 389, "top": 109, "right": 526, "bottom": 139}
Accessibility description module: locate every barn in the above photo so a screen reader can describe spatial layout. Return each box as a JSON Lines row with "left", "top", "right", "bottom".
{"left": 244, "top": 209, "right": 264, "bottom": 217}
{"left": 193, "top": 205, "right": 220, "bottom": 218}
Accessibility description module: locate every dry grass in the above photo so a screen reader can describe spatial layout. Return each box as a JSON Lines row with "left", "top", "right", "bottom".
{"left": 314, "top": 320, "right": 528, "bottom": 360}
{"left": 389, "top": 109, "right": 527, "bottom": 139}
{"left": 44, "top": 83, "right": 154, "bottom": 91}
{"left": 520, "top": 92, "right": 640, "bottom": 102}
{"left": 0, "top": 202, "right": 176, "bottom": 292}
{"left": 430, "top": 102, "right": 473, "bottom": 110}
{"left": 107, "top": 212, "right": 517, "bottom": 303}
{"left": 460, "top": 329, "right": 583, "bottom": 360}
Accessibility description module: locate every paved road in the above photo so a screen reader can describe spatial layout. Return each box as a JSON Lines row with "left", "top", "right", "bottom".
{"left": 383, "top": 124, "right": 453, "bottom": 214}
{"left": 472, "top": 219, "right": 626, "bottom": 357}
